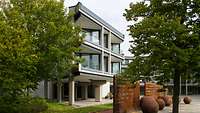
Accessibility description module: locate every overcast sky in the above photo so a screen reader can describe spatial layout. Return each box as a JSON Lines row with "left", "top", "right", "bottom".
{"left": 65, "top": 0, "right": 141, "bottom": 56}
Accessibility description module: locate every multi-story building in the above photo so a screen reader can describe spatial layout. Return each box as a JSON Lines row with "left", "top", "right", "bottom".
{"left": 33, "top": 2, "right": 124, "bottom": 105}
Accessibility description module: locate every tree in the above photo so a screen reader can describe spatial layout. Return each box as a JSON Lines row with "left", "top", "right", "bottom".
{"left": 0, "top": 0, "right": 83, "bottom": 101}
{"left": 0, "top": 0, "right": 38, "bottom": 97}
{"left": 124, "top": 0, "right": 200, "bottom": 113}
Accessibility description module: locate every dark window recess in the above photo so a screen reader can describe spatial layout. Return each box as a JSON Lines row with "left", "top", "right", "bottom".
{"left": 104, "top": 57, "right": 108, "bottom": 72}
{"left": 104, "top": 34, "right": 109, "bottom": 48}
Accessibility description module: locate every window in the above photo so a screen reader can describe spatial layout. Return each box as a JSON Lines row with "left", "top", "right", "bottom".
{"left": 91, "top": 55, "right": 100, "bottom": 70}
{"left": 112, "top": 62, "right": 120, "bottom": 74}
{"left": 92, "top": 31, "right": 99, "bottom": 45}
{"left": 84, "top": 30, "right": 100, "bottom": 45}
{"left": 82, "top": 55, "right": 90, "bottom": 68}
{"left": 81, "top": 54, "right": 100, "bottom": 70}
{"left": 111, "top": 43, "right": 120, "bottom": 54}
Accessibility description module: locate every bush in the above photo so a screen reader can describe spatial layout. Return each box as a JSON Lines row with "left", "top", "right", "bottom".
{"left": 0, "top": 96, "right": 48, "bottom": 113}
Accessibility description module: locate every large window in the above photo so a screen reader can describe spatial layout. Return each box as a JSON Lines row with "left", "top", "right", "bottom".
{"left": 112, "top": 62, "right": 120, "bottom": 74}
{"left": 81, "top": 54, "right": 100, "bottom": 70}
{"left": 111, "top": 43, "right": 120, "bottom": 54}
{"left": 84, "top": 30, "right": 100, "bottom": 45}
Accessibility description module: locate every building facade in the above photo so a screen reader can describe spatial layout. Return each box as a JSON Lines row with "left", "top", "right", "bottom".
{"left": 33, "top": 2, "right": 124, "bottom": 105}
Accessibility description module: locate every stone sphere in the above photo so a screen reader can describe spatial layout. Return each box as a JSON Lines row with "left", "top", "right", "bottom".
{"left": 183, "top": 96, "right": 192, "bottom": 104}
{"left": 156, "top": 98, "right": 165, "bottom": 110}
{"left": 141, "top": 96, "right": 159, "bottom": 113}
{"left": 159, "top": 96, "right": 172, "bottom": 106}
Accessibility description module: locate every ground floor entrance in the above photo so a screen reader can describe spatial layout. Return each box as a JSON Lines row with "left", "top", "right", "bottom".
{"left": 52, "top": 82, "right": 97, "bottom": 102}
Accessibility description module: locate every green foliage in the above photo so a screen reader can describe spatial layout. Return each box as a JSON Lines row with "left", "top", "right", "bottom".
{"left": 0, "top": 0, "right": 83, "bottom": 112}
{"left": 0, "top": 0, "right": 83, "bottom": 95}
{"left": 0, "top": 0, "right": 38, "bottom": 96}
{"left": 0, "top": 96, "right": 48, "bottom": 113}
{"left": 124, "top": 0, "right": 200, "bottom": 113}
{"left": 124, "top": 0, "right": 200, "bottom": 84}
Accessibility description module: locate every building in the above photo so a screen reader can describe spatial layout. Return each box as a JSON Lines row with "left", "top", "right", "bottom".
{"left": 166, "top": 79, "right": 200, "bottom": 95}
{"left": 121, "top": 57, "right": 200, "bottom": 95}
{"left": 121, "top": 56, "right": 133, "bottom": 72}
{"left": 33, "top": 2, "right": 124, "bottom": 105}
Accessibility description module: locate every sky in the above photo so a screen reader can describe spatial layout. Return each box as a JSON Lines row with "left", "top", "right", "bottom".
{"left": 65, "top": 0, "right": 141, "bottom": 56}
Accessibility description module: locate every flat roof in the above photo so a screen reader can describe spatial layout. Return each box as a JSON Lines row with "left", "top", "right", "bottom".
{"left": 70, "top": 2, "right": 124, "bottom": 39}
{"left": 124, "top": 56, "right": 134, "bottom": 60}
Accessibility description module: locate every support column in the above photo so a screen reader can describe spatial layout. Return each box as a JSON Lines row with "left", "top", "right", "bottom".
{"left": 101, "top": 27, "right": 105, "bottom": 72}
{"left": 119, "top": 62, "right": 122, "bottom": 73}
{"left": 180, "top": 76, "right": 182, "bottom": 95}
{"left": 48, "top": 81, "right": 53, "bottom": 99}
{"left": 69, "top": 80, "right": 75, "bottom": 105}
{"left": 108, "top": 31, "right": 112, "bottom": 74}
{"left": 95, "top": 85, "right": 102, "bottom": 102}
{"left": 84, "top": 85, "right": 88, "bottom": 100}
{"left": 186, "top": 80, "right": 188, "bottom": 95}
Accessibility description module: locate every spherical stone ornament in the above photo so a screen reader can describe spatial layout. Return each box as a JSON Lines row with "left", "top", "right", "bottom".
{"left": 159, "top": 96, "right": 172, "bottom": 106}
{"left": 141, "top": 96, "right": 159, "bottom": 113}
{"left": 156, "top": 98, "right": 165, "bottom": 110}
{"left": 183, "top": 96, "right": 192, "bottom": 104}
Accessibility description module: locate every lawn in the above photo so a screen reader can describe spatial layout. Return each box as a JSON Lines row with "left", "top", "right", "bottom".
{"left": 42, "top": 102, "right": 113, "bottom": 113}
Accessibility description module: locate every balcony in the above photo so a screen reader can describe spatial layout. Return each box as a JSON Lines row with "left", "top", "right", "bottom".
{"left": 81, "top": 66, "right": 103, "bottom": 73}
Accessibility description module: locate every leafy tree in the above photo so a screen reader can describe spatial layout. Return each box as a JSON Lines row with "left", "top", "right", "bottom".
{"left": 0, "top": 0, "right": 83, "bottom": 102}
{"left": 124, "top": 0, "right": 200, "bottom": 113}
{"left": 0, "top": 0, "right": 38, "bottom": 97}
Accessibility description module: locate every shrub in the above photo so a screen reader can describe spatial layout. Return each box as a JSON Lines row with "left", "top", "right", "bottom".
{"left": 0, "top": 96, "right": 48, "bottom": 113}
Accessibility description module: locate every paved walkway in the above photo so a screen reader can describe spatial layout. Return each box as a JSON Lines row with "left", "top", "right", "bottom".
{"left": 159, "top": 96, "right": 200, "bottom": 113}
{"left": 73, "top": 98, "right": 113, "bottom": 108}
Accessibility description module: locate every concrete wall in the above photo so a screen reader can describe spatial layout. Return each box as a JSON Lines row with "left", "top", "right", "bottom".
{"left": 101, "top": 82, "right": 110, "bottom": 98}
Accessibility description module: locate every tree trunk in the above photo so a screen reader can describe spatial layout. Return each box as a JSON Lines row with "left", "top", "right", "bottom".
{"left": 57, "top": 82, "right": 62, "bottom": 103}
{"left": 173, "top": 69, "right": 180, "bottom": 113}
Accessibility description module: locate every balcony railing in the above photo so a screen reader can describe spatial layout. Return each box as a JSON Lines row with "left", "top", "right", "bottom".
{"left": 80, "top": 66, "right": 103, "bottom": 73}
{"left": 111, "top": 49, "right": 124, "bottom": 57}
{"left": 84, "top": 38, "right": 101, "bottom": 47}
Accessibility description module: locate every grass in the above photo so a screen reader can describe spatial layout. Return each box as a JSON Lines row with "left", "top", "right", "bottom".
{"left": 42, "top": 102, "right": 113, "bottom": 113}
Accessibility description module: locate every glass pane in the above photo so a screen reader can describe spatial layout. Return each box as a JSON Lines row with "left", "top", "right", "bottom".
{"left": 92, "top": 31, "right": 99, "bottom": 45}
{"left": 82, "top": 55, "right": 90, "bottom": 68}
{"left": 90, "top": 55, "right": 99, "bottom": 70}
{"left": 112, "top": 44, "right": 120, "bottom": 54}
{"left": 85, "top": 32, "right": 91, "bottom": 42}
{"left": 112, "top": 63, "right": 119, "bottom": 73}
